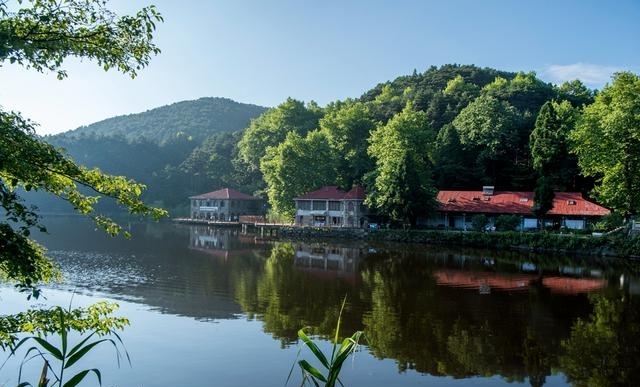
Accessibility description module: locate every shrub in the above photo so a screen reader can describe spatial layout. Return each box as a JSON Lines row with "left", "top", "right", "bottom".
{"left": 495, "top": 215, "right": 521, "bottom": 231}
{"left": 592, "top": 212, "right": 624, "bottom": 232}
{"left": 471, "top": 214, "right": 489, "bottom": 232}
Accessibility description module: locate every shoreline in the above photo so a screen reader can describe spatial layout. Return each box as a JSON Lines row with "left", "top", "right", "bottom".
{"left": 172, "top": 218, "right": 639, "bottom": 259}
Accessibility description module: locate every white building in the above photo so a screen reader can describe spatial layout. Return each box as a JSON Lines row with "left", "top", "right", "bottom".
{"left": 293, "top": 186, "right": 367, "bottom": 228}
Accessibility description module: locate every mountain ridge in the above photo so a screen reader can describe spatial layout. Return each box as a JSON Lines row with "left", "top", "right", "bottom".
{"left": 51, "top": 96, "right": 267, "bottom": 145}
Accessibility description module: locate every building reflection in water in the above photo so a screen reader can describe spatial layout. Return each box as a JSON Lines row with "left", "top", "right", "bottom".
{"left": 188, "top": 225, "right": 266, "bottom": 260}
{"left": 292, "top": 243, "right": 365, "bottom": 284}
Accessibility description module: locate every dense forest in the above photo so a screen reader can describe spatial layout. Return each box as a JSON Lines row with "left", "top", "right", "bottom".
{"left": 38, "top": 64, "right": 640, "bottom": 224}
{"left": 33, "top": 97, "right": 266, "bottom": 212}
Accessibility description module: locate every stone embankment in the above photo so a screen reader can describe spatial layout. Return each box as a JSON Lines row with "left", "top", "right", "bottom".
{"left": 277, "top": 227, "right": 638, "bottom": 258}
{"left": 278, "top": 226, "right": 367, "bottom": 239}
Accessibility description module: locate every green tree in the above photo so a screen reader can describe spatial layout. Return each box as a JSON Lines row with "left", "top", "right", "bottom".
{"left": 0, "top": 0, "right": 161, "bottom": 79}
{"left": 261, "top": 130, "right": 337, "bottom": 220}
{"left": 531, "top": 101, "right": 562, "bottom": 176}
{"left": 557, "top": 79, "right": 595, "bottom": 107}
{"left": 366, "top": 103, "right": 437, "bottom": 226}
{"left": 495, "top": 214, "right": 521, "bottom": 231}
{"left": 530, "top": 102, "right": 560, "bottom": 219}
{"left": 532, "top": 176, "right": 554, "bottom": 226}
{"left": 367, "top": 84, "right": 410, "bottom": 123}
{"left": 432, "top": 123, "right": 477, "bottom": 189}
{"left": 483, "top": 72, "right": 555, "bottom": 114}
{"left": 181, "top": 131, "right": 244, "bottom": 193}
{"left": 1, "top": 0, "right": 165, "bottom": 384}
{"left": 453, "top": 95, "right": 521, "bottom": 185}
{"left": 570, "top": 72, "right": 640, "bottom": 218}
{"left": 1, "top": 0, "right": 165, "bottom": 293}
{"left": 237, "top": 98, "right": 323, "bottom": 174}
{"left": 319, "top": 100, "right": 375, "bottom": 188}
{"left": 470, "top": 214, "right": 489, "bottom": 232}
{"left": 531, "top": 100, "right": 580, "bottom": 189}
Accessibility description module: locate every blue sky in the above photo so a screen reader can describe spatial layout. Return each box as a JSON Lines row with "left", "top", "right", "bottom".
{"left": 1, "top": 0, "right": 638, "bottom": 135}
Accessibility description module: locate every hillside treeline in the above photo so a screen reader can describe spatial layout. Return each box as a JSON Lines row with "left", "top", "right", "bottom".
{"left": 43, "top": 65, "right": 640, "bottom": 223}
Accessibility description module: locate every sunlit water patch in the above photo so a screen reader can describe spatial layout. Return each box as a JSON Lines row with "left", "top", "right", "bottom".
{"left": 47, "top": 250, "right": 148, "bottom": 302}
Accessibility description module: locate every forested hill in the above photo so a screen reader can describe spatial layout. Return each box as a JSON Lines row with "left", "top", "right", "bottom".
{"left": 34, "top": 97, "right": 266, "bottom": 214}
{"left": 38, "top": 63, "right": 624, "bottom": 221}
{"left": 232, "top": 63, "right": 603, "bottom": 223}
{"left": 52, "top": 97, "right": 266, "bottom": 144}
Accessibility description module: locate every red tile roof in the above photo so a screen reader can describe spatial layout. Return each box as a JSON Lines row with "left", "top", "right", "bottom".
{"left": 295, "top": 186, "right": 365, "bottom": 200}
{"left": 189, "top": 188, "right": 261, "bottom": 200}
{"left": 437, "top": 191, "right": 609, "bottom": 217}
{"left": 434, "top": 269, "right": 606, "bottom": 294}
{"left": 344, "top": 186, "right": 366, "bottom": 200}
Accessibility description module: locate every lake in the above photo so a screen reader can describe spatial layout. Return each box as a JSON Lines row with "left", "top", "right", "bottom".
{"left": 1, "top": 219, "right": 639, "bottom": 387}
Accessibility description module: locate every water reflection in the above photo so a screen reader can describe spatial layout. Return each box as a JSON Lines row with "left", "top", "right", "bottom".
{"left": 560, "top": 290, "right": 640, "bottom": 387}
{"left": 29, "top": 220, "right": 640, "bottom": 386}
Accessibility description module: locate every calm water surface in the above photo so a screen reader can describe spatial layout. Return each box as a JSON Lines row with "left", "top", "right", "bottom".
{"left": 1, "top": 219, "right": 639, "bottom": 387}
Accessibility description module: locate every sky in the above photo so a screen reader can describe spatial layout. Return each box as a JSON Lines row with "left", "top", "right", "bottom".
{"left": 1, "top": 0, "right": 639, "bottom": 136}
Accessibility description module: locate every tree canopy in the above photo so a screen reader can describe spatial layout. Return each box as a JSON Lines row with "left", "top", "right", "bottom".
{"left": 261, "top": 130, "right": 338, "bottom": 219}
{"left": 237, "top": 98, "right": 323, "bottom": 174}
{"left": 366, "top": 103, "right": 437, "bottom": 226}
{"left": 0, "top": 0, "right": 161, "bottom": 79}
{"left": 571, "top": 72, "right": 640, "bottom": 217}
{"left": 0, "top": 0, "right": 166, "bottom": 293}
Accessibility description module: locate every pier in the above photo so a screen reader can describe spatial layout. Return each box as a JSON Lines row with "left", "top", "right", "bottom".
{"left": 173, "top": 217, "right": 288, "bottom": 239}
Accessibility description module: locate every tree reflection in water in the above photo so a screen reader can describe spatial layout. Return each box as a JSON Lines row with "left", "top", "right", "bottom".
{"left": 36, "top": 222, "right": 640, "bottom": 387}
{"left": 560, "top": 288, "right": 640, "bottom": 387}
{"left": 233, "top": 238, "right": 640, "bottom": 386}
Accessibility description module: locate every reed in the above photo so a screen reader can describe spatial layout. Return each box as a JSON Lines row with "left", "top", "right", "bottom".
{"left": 9, "top": 305, "right": 129, "bottom": 387}
{"left": 287, "top": 297, "right": 364, "bottom": 387}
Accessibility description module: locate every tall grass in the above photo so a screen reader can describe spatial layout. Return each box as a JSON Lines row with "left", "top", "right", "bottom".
{"left": 287, "top": 297, "right": 364, "bottom": 387}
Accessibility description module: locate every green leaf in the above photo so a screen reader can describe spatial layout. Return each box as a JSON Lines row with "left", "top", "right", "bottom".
{"left": 298, "top": 329, "right": 330, "bottom": 369}
{"left": 31, "top": 337, "right": 63, "bottom": 361}
{"left": 66, "top": 332, "right": 97, "bottom": 359}
{"left": 66, "top": 339, "right": 109, "bottom": 369}
{"left": 298, "top": 360, "right": 327, "bottom": 382}
{"left": 59, "top": 309, "right": 68, "bottom": 356}
{"left": 62, "top": 369, "right": 101, "bottom": 387}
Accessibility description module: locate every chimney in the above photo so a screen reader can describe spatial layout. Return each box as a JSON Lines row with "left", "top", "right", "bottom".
{"left": 482, "top": 186, "right": 494, "bottom": 196}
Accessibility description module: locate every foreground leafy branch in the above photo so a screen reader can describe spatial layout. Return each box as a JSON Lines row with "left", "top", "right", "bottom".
{"left": 0, "top": 108, "right": 168, "bottom": 294}
{"left": 0, "top": 0, "right": 167, "bottom": 294}
{"left": 0, "top": 0, "right": 162, "bottom": 79}
{"left": 1, "top": 302, "right": 130, "bottom": 387}
{"left": 0, "top": 1, "right": 163, "bottom": 385}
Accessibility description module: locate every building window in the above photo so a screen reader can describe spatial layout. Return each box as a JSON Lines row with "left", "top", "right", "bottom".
{"left": 220, "top": 200, "right": 225, "bottom": 207}
{"left": 313, "top": 215, "right": 326, "bottom": 226}
{"left": 312, "top": 201, "right": 326, "bottom": 211}
{"left": 298, "top": 201, "right": 311, "bottom": 210}
{"left": 328, "top": 201, "right": 341, "bottom": 211}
